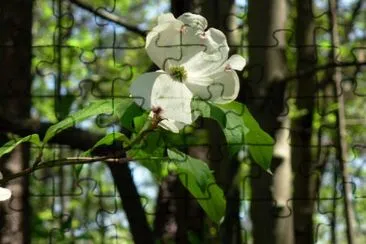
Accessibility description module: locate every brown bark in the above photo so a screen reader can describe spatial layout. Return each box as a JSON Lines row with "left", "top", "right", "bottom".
{"left": 246, "top": 0, "right": 293, "bottom": 243}
{"left": 291, "top": 0, "right": 317, "bottom": 243}
{"left": 108, "top": 163, "right": 154, "bottom": 244}
{"left": 0, "top": 1, "right": 33, "bottom": 243}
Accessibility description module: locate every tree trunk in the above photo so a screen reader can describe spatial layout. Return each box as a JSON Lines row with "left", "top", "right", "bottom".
{"left": 107, "top": 163, "right": 154, "bottom": 244}
{"left": 0, "top": 1, "right": 33, "bottom": 243}
{"left": 246, "top": 0, "right": 294, "bottom": 243}
{"left": 291, "top": 0, "right": 317, "bottom": 243}
{"left": 328, "top": 0, "right": 357, "bottom": 242}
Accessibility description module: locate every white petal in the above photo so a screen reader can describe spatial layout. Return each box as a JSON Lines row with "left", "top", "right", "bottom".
{"left": 185, "top": 69, "right": 240, "bottom": 104}
{"left": 182, "top": 51, "right": 225, "bottom": 78}
{"left": 177, "top": 12, "right": 208, "bottom": 31}
{"left": 203, "top": 28, "right": 229, "bottom": 55}
{"left": 226, "top": 54, "right": 246, "bottom": 70}
{"left": 147, "top": 112, "right": 187, "bottom": 133}
{"left": 146, "top": 19, "right": 184, "bottom": 70}
{"left": 146, "top": 13, "right": 210, "bottom": 70}
{"left": 182, "top": 28, "right": 229, "bottom": 76}
{"left": 0, "top": 187, "right": 11, "bottom": 201}
{"left": 158, "top": 119, "right": 186, "bottom": 133}
{"left": 158, "top": 13, "right": 176, "bottom": 25}
{"left": 130, "top": 72, "right": 163, "bottom": 110}
{"left": 151, "top": 74, "right": 193, "bottom": 124}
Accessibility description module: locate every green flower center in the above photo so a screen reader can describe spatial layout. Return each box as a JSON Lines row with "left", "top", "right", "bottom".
{"left": 169, "top": 66, "right": 187, "bottom": 82}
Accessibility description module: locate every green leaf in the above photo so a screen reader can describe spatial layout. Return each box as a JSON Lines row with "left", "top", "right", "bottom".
{"left": 218, "top": 102, "right": 274, "bottom": 171}
{"left": 133, "top": 112, "right": 149, "bottom": 133}
{"left": 82, "top": 132, "right": 130, "bottom": 156}
{"left": 191, "top": 99, "right": 226, "bottom": 128}
{"left": 127, "top": 130, "right": 165, "bottom": 181}
{"left": 43, "top": 98, "right": 133, "bottom": 144}
{"left": 43, "top": 100, "right": 113, "bottom": 144}
{"left": 168, "top": 149, "right": 226, "bottom": 224}
{"left": 0, "top": 134, "right": 41, "bottom": 159}
{"left": 120, "top": 102, "right": 144, "bottom": 131}
{"left": 162, "top": 128, "right": 210, "bottom": 148}
{"left": 114, "top": 98, "right": 135, "bottom": 120}
{"left": 55, "top": 95, "right": 75, "bottom": 120}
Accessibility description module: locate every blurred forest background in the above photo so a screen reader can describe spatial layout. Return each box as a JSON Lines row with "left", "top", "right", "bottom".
{"left": 0, "top": 0, "right": 365, "bottom": 243}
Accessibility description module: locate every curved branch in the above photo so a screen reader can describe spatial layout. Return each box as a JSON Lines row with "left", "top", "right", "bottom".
{"left": 68, "top": 0, "right": 147, "bottom": 37}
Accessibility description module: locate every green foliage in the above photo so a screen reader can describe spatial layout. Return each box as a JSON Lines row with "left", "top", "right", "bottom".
{"left": 168, "top": 149, "right": 226, "bottom": 224}
{"left": 120, "top": 102, "right": 145, "bottom": 131}
{"left": 191, "top": 99, "right": 274, "bottom": 171}
{"left": 43, "top": 98, "right": 133, "bottom": 144}
{"left": 83, "top": 132, "right": 130, "bottom": 156}
{"left": 54, "top": 95, "right": 76, "bottom": 120}
{"left": 127, "top": 130, "right": 165, "bottom": 181}
{"left": 43, "top": 100, "right": 113, "bottom": 144}
{"left": 191, "top": 99, "right": 227, "bottom": 128}
{"left": 25, "top": 0, "right": 366, "bottom": 242}
{"left": 28, "top": 1, "right": 168, "bottom": 242}
{"left": 218, "top": 101, "right": 274, "bottom": 172}
{"left": 113, "top": 98, "right": 135, "bottom": 120}
{"left": 132, "top": 112, "right": 149, "bottom": 133}
{"left": 0, "top": 134, "right": 41, "bottom": 159}
{"left": 162, "top": 127, "right": 210, "bottom": 148}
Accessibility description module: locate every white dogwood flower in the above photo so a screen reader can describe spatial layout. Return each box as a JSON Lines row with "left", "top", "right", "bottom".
{"left": 130, "top": 12, "right": 246, "bottom": 133}
{"left": 0, "top": 172, "right": 11, "bottom": 201}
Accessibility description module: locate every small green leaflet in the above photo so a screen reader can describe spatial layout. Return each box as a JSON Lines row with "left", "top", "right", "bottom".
{"left": 120, "top": 102, "right": 144, "bottom": 131}
{"left": 168, "top": 149, "right": 226, "bottom": 224}
{"left": 54, "top": 95, "right": 75, "bottom": 120}
{"left": 82, "top": 132, "right": 130, "bottom": 156}
{"left": 113, "top": 98, "right": 135, "bottom": 120}
{"left": 43, "top": 98, "right": 133, "bottom": 144}
{"left": 133, "top": 112, "right": 149, "bottom": 133}
{"left": 191, "top": 99, "right": 226, "bottom": 128}
{"left": 0, "top": 134, "right": 41, "bottom": 159}
{"left": 218, "top": 101, "right": 274, "bottom": 171}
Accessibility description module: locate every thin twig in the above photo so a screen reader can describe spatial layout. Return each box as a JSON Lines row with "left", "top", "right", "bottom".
{"left": 0, "top": 155, "right": 130, "bottom": 184}
{"left": 68, "top": 0, "right": 147, "bottom": 36}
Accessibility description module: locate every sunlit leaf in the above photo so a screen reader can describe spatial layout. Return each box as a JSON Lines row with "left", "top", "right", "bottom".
{"left": 168, "top": 149, "right": 226, "bottom": 224}
{"left": 0, "top": 134, "right": 41, "bottom": 159}
{"left": 218, "top": 101, "right": 274, "bottom": 171}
